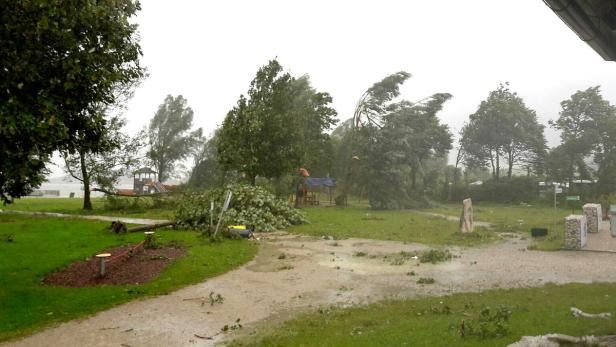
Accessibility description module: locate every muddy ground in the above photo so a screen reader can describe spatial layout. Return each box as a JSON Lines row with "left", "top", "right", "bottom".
{"left": 5, "top": 232, "right": 616, "bottom": 347}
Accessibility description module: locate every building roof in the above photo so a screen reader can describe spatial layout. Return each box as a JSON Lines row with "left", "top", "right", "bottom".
{"left": 544, "top": 0, "right": 616, "bottom": 61}
{"left": 134, "top": 167, "right": 157, "bottom": 175}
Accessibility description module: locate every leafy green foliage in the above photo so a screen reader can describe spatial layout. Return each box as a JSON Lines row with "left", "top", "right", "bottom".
{"left": 62, "top": 115, "right": 143, "bottom": 209}
{"left": 460, "top": 83, "right": 546, "bottom": 180}
{"left": 361, "top": 96, "right": 453, "bottom": 209}
{"left": 419, "top": 249, "right": 452, "bottom": 264}
{"left": 217, "top": 59, "right": 337, "bottom": 185}
{"left": 147, "top": 95, "right": 203, "bottom": 182}
{"left": 104, "top": 195, "right": 178, "bottom": 212}
{"left": 462, "top": 306, "right": 511, "bottom": 339}
{"left": 189, "top": 131, "right": 227, "bottom": 189}
{"left": 465, "top": 176, "right": 539, "bottom": 203}
{"left": 548, "top": 86, "right": 616, "bottom": 192}
{"left": 176, "top": 185, "right": 307, "bottom": 233}
{"left": 0, "top": 0, "right": 144, "bottom": 203}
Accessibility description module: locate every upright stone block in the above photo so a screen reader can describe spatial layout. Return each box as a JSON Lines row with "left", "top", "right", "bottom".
{"left": 583, "top": 203, "right": 602, "bottom": 233}
{"left": 564, "top": 215, "right": 587, "bottom": 250}
{"left": 459, "top": 198, "right": 474, "bottom": 233}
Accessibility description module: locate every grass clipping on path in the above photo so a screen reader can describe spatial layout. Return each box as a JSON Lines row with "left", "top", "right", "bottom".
{"left": 229, "top": 283, "right": 616, "bottom": 347}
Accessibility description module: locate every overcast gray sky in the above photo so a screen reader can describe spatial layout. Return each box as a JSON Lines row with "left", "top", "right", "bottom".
{"left": 50, "top": 0, "right": 616, "bottom": 177}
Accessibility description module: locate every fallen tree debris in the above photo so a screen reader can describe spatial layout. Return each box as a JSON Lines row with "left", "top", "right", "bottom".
{"left": 570, "top": 306, "right": 612, "bottom": 319}
{"left": 194, "top": 334, "right": 213, "bottom": 340}
{"left": 508, "top": 333, "right": 616, "bottom": 347}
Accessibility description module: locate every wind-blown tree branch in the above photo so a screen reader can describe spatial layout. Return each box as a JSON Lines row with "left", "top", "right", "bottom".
{"left": 217, "top": 59, "right": 337, "bottom": 185}
{"left": 147, "top": 95, "right": 203, "bottom": 182}
{"left": 289, "top": 76, "right": 338, "bottom": 173}
{"left": 338, "top": 72, "right": 411, "bottom": 201}
{"left": 0, "top": 0, "right": 144, "bottom": 203}
{"left": 363, "top": 94, "right": 453, "bottom": 209}
{"left": 62, "top": 116, "right": 143, "bottom": 209}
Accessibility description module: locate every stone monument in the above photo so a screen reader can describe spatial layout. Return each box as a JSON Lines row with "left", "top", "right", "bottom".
{"left": 459, "top": 198, "right": 474, "bottom": 233}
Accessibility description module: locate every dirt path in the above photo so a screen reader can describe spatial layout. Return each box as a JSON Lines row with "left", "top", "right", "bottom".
{"left": 0, "top": 210, "right": 171, "bottom": 225}
{"left": 5, "top": 233, "right": 616, "bottom": 347}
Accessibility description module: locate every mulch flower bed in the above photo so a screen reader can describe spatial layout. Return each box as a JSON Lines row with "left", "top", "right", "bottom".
{"left": 42, "top": 244, "right": 186, "bottom": 287}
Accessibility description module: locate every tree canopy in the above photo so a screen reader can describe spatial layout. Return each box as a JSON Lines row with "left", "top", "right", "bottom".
{"left": 62, "top": 115, "right": 142, "bottom": 209}
{"left": 549, "top": 86, "right": 616, "bottom": 188}
{"left": 460, "top": 83, "right": 546, "bottom": 180}
{"left": 361, "top": 95, "right": 453, "bottom": 209}
{"left": 217, "top": 59, "right": 337, "bottom": 185}
{"left": 147, "top": 95, "right": 203, "bottom": 182}
{"left": 0, "top": 0, "right": 144, "bottom": 203}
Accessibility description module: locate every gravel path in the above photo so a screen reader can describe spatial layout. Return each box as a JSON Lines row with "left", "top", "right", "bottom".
{"left": 4, "top": 232, "right": 616, "bottom": 347}
{"left": 0, "top": 210, "right": 171, "bottom": 225}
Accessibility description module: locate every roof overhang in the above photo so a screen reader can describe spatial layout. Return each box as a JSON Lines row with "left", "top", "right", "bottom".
{"left": 544, "top": 0, "right": 616, "bottom": 61}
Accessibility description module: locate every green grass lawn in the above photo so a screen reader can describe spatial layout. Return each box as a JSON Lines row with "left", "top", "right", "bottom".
{"left": 425, "top": 203, "right": 574, "bottom": 250}
{"left": 2, "top": 197, "right": 175, "bottom": 219}
{"left": 289, "top": 206, "right": 496, "bottom": 247}
{"left": 231, "top": 282, "right": 616, "bottom": 347}
{"left": 0, "top": 214, "right": 258, "bottom": 342}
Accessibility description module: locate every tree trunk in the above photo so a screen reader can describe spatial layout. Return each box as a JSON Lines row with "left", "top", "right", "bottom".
{"left": 568, "top": 155, "right": 575, "bottom": 192}
{"left": 250, "top": 173, "right": 256, "bottom": 186}
{"left": 80, "top": 150, "right": 92, "bottom": 210}
{"left": 495, "top": 151, "right": 500, "bottom": 182}
{"left": 489, "top": 150, "right": 496, "bottom": 179}
{"left": 507, "top": 151, "right": 513, "bottom": 178}
{"left": 157, "top": 160, "right": 164, "bottom": 183}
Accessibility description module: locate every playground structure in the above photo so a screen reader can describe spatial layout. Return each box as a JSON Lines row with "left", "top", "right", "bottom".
{"left": 293, "top": 168, "right": 336, "bottom": 206}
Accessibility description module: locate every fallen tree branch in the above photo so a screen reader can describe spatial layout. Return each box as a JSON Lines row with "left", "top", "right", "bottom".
{"left": 509, "top": 334, "right": 616, "bottom": 347}
{"left": 126, "top": 222, "right": 176, "bottom": 233}
{"left": 571, "top": 307, "right": 612, "bottom": 319}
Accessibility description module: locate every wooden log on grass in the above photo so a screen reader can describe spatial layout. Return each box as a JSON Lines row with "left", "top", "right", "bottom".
{"left": 126, "top": 222, "right": 176, "bottom": 233}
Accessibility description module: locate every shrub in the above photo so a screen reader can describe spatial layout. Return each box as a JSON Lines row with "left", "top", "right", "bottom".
{"left": 417, "top": 277, "right": 435, "bottom": 284}
{"left": 175, "top": 184, "right": 307, "bottom": 233}
{"left": 104, "top": 195, "right": 153, "bottom": 211}
{"left": 462, "top": 306, "right": 511, "bottom": 339}
{"left": 467, "top": 177, "right": 539, "bottom": 203}
{"left": 419, "top": 249, "right": 452, "bottom": 264}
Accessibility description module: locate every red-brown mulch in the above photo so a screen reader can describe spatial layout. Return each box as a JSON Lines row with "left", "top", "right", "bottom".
{"left": 42, "top": 245, "right": 186, "bottom": 287}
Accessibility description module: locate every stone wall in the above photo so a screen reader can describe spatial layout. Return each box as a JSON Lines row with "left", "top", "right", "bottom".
{"left": 583, "top": 203, "right": 602, "bottom": 233}
{"left": 564, "top": 215, "right": 587, "bottom": 250}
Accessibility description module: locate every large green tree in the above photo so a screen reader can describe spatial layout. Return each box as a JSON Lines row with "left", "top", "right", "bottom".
{"left": 217, "top": 59, "right": 337, "bottom": 185}
{"left": 550, "top": 86, "right": 615, "bottom": 188}
{"left": 460, "top": 83, "right": 546, "bottom": 181}
{"left": 62, "top": 115, "right": 143, "bottom": 210}
{"left": 189, "top": 131, "right": 226, "bottom": 189}
{"left": 147, "top": 95, "right": 203, "bottom": 182}
{"left": 362, "top": 96, "right": 453, "bottom": 209}
{"left": 0, "top": 0, "right": 144, "bottom": 203}
{"left": 337, "top": 72, "right": 412, "bottom": 200}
